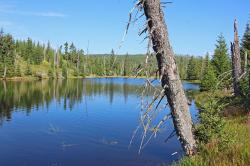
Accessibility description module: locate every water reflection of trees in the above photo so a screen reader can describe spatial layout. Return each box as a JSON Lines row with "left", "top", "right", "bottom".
{"left": 0, "top": 79, "right": 143, "bottom": 124}
{"left": 0, "top": 79, "right": 198, "bottom": 125}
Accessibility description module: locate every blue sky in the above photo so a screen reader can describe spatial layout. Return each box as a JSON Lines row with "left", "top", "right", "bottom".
{"left": 0, "top": 0, "right": 249, "bottom": 56}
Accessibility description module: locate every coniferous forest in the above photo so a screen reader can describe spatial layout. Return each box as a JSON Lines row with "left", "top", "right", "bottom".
{"left": 0, "top": 29, "right": 208, "bottom": 80}
{"left": 1, "top": 25, "right": 250, "bottom": 94}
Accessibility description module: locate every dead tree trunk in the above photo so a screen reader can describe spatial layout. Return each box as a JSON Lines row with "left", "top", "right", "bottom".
{"left": 231, "top": 19, "right": 242, "bottom": 96}
{"left": 142, "top": 0, "right": 197, "bottom": 156}
{"left": 244, "top": 51, "right": 248, "bottom": 74}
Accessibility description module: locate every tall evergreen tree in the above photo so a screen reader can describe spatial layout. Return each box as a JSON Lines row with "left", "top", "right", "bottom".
{"left": 0, "top": 31, "right": 15, "bottom": 77}
{"left": 25, "top": 38, "right": 33, "bottom": 61}
{"left": 109, "top": 49, "right": 116, "bottom": 75}
{"left": 201, "top": 55, "right": 218, "bottom": 91}
{"left": 187, "top": 56, "right": 199, "bottom": 80}
{"left": 212, "top": 34, "right": 231, "bottom": 76}
{"left": 241, "top": 23, "right": 250, "bottom": 51}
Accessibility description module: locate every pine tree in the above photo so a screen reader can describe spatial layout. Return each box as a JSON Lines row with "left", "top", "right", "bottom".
{"left": 109, "top": 49, "right": 116, "bottom": 75}
{"left": 25, "top": 38, "right": 33, "bottom": 61}
{"left": 212, "top": 34, "right": 231, "bottom": 76}
{"left": 241, "top": 23, "right": 250, "bottom": 51}
{"left": 241, "top": 23, "right": 250, "bottom": 65}
{"left": 187, "top": 56, "right": 198, "bottom": 80}
{"left": 201, "top": 61, "right": 218, "bottom": 91}
{"left": 201, "top": 53, "right": 210, "bottom": 79}
{"left": 0, "top": 32, "right": 15, "bottom": 77}
{"left": 64, "top": 42, "right": 69, "bottom": 62}
{"left": 34, "top": 42, "right": 43, "bottom": 64}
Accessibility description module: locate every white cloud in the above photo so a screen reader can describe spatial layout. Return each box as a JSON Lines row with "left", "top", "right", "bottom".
{"left": 0, "top": 9, "right": 67, "bottom": 18}
{"left": 0, "top": 4, "right": 67, "bottom": 18}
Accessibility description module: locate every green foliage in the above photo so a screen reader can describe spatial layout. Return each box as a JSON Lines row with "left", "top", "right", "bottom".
{"left": 201, "top": 56, "right": 218, "bottom": 91}
{"left": 73, "top": 68, "right": 79, "bottom": 77}
{"left": 25, "top": 63, "right": 32, "bottom": 76}
{"left": 175, "top": 92, "right": 250, "bottom": 166}
{"left": 187, "top": 56, "right": 196, "bottom": 80}
{"left": 238, "top": 64, "right": 250, "bottom": 100}
{"left": 48, "top": 68, "right": 54, "bottom": 78}
{"left": 175, "top": 118, "right": 250, "bottom": 166}
{"left": 212, "top": 34, "right": 231, "bottom": 76}
{"left": 195, "top": 98, "right": 225, "bottom": 143}
{"left": 62, "top": 64, "right": 67, "bottom": 79}
{"left": 0, "top": 31, "right": 15, "bottom": 77}
{"left": 15, "top": 64, "right": 22, "bottom": 77}
{"left": 241, "top": 23, "right": 250, "bottom": 51}
{"left": 211, "top": 34, "right": 231, "bottom": 89}
{"left": 187, "top": 56, "right": 203, "bottom": 80}
{"left": 0, "top": 29, "right": 212, "bottom": 80}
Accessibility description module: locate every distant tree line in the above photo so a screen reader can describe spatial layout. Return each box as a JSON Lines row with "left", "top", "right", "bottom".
{"left": 1, "top": 23, "right": 248, "bottom": 86}
{"left": 0, "top": 29, "right": 205, "bottom": 80}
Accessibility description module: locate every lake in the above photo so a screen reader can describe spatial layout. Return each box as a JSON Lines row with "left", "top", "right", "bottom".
{"left": 0, "top": 78, "right": 199, "bottom": 166}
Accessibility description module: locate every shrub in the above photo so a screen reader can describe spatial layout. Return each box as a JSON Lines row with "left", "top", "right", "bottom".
{"left": 195, "top": 98, "right": 225, "bottom": 143}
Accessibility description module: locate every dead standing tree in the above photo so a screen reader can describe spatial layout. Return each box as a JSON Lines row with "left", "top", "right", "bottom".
{"left": 231, "top": 19, "right": 242, "bottom": 96}
{"left": 140, "top": 0, "right": 197, "bottom": 156}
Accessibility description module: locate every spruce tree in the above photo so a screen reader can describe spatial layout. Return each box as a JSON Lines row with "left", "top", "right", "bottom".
{"left": 187, "top": 56, "right": 198, "bottom": 80}
{"left": 201, "top": 53, "right": 210, "bottom": 78}
{"left": 25, "top": 38, "right": 33, "bottom": 61}
{"left": 212, "top": 34, "right": 231, "bottom": 76}
{"left": 109, "top": 49, "right": 116, "bottom": 75}
{"left": 241, "top": 23, "right": 250, "bottom": 64}
{"left": 0, "top": 32, "right": 15, "bottom": 77}
{"left": 241, "top": 23, "right": 250, "bottom": 51}
{"left": 201, "top": 60, "right": 218, "bottom": 91}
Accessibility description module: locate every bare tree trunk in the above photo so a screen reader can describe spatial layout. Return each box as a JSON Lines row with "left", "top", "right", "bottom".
{"left": 142, "top": 0, "right": 197, "bottom": 156}
{"left": 231, "top": 19, "right": 242, "bottom": 96}
{"left": 244, "top": 51, "right": 248, "bottom": 74}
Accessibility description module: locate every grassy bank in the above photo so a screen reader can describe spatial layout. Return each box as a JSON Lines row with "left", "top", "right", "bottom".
{"left": 175, "top": 91, "right": 250, "bottom": 166}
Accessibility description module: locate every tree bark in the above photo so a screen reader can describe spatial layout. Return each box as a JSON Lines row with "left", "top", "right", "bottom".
{"left": 142, "top": 0, "right": 197, "bottom": 156}
{"left": 231, "top": 19, "right": 242, "bottom": 96}
{"left": 244, "top": 51, "right": 248, "bottom": 74}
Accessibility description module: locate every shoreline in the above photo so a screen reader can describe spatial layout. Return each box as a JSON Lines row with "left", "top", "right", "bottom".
{"left": 0, "top": 76, "right": 200, "bottom": 84}
{"left": 0, "top": 75, "right": 155, "bottom": 81}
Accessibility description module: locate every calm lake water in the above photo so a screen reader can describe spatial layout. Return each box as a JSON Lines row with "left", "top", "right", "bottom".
{"left": 0, "top": 78, "right": 199, "bottom": 166}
